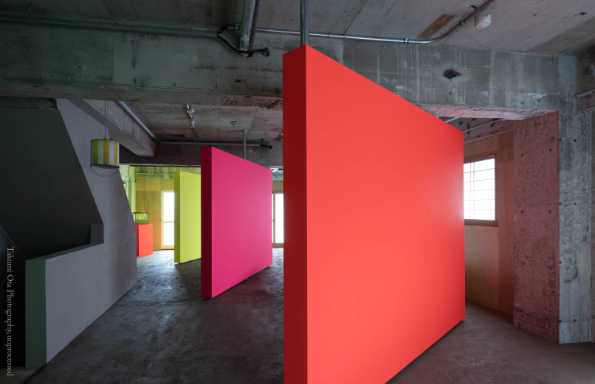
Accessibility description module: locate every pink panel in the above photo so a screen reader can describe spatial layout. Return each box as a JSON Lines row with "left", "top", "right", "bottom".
{"left": 201, "top": 147, "right": 273, "bottom": 298}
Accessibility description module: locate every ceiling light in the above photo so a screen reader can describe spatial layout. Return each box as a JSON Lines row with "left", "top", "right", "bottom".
{"left": 475, "top": 15, "right": 491, "bottom": 29}
{"left": 90, "top": 101, "right": 120, "bottom": 177}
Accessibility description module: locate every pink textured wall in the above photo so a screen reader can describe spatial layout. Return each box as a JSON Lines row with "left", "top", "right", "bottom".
{"left": 201, "top": 147, "right": 272, "bottom": 298}
{"left": 513, "top": 112, "right": 560, "bottom": 343}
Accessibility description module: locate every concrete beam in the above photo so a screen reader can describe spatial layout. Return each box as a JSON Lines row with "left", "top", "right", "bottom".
{"left": 577, "top": 47, "right": 595, "bottom": 112}
{"left": 423, "top": 106, "right": 553, "bottom": 120}
{"left": 462, "top": 119, "right": 512, "bottom": 143}
{"left": 577, "top": 93, "right": 595, "bottom": 112}
{"left": 121, "top": 141, "right": 283, "bottom": 169}
{"left": 69, "top": 99, "right": 156, "bottom": 157}
{"left": 0, "top": 22, "right": 573, "bottom": 114}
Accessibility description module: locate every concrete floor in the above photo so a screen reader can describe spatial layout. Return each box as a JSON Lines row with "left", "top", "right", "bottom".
{"left": 14, "top": 249, "right": 595, "bottom": 384}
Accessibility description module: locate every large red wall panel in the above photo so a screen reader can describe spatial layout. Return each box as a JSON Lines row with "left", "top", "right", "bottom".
{"left": 284, "top": 46, "right": 464, "bottom": 384}
{"left": 201, "top": 147, "right": 272, "bottom": 298}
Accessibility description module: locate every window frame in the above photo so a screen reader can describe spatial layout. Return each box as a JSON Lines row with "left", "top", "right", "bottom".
{"left": 464, "top": 152, "right": 498, "bottom": 227}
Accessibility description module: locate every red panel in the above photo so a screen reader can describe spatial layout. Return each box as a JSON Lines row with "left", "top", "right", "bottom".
{"left": 284, "top": 46, "right": 464, "bottom": 384}
{"left": 136, "top": 224, "right": 153, "bottom": 257}
{"left": 201, "top": 147, "right": 273, "bottom": 298}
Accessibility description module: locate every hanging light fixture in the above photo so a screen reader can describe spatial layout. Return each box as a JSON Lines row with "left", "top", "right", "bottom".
{"left": 90, "top": 100, "right": 120, "bottom": 177}
{"left": 90, "top": 138, "right": 119, "bottom": 168}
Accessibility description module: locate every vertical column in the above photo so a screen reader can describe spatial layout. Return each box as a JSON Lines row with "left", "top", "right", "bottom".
{"left": 558, "top": 55, "right": 593, "bottom": 343}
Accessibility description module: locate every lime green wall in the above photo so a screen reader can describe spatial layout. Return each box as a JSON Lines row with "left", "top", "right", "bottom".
{"left": 174, "top": 171, "right": 201, "bottom": 263}
{"left": 120, "top": 165, "right": 136, "bottom": 212}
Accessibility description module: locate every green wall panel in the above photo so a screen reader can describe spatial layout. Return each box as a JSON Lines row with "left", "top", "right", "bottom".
{"left": 174, "top": 171, "right": 201, "bottom": 263}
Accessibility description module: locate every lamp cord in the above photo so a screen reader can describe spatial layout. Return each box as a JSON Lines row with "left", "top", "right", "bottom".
{"left": 104, "top": 100, "right": 108, "bottom": 140}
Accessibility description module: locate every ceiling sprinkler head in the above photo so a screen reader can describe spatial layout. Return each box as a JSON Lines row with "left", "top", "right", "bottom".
{"left": 475, "top": 14, "right": 491, "bottom": 29}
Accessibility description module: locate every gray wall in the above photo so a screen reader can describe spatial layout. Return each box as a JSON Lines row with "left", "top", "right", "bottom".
{"left": 25, "top": 99, "right": 137, "bottom": 367}
{"left": 592, "top": 114, "right": 595, "bottom": 343}
{"left": 0, "top": 106, "right": 103, "bottom": 258}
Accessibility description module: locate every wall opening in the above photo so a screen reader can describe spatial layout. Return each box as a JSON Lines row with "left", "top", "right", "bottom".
{"left": 162, "top": 191, "right": 175, "bottom": 250}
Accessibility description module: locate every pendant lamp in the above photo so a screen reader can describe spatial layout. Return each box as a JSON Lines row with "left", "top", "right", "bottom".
{"left": 90, "top": 100, "right": 120, "bottom": 177}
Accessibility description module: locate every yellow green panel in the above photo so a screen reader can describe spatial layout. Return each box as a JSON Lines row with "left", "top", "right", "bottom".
{"left": 174, "top": 171, "right": 201, "bottom": 263}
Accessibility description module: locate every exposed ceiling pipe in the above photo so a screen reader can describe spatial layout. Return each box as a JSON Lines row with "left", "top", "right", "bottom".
{"left": 0, "top": 14, "right": 269, "bottom": 57}
{"left": 243, "top": 130, "right": 248, "bottom": 159}
{"left": 240, "top": 0, "right": 264, "bottom": 52}
{"left": 161, "top": 142, "right": 261, "bottom": 147}
{"left": 258, "top": 0, "right": 498, "bottom": 44}
{"left": 300, "top": 0, "right": 309, "bottom": 46}
{"left": 117, "top": 101, "right": 158, "bottom": 141}
{"left": 444, "top": 117, "right": 460, "bottom": 123}
{"left": 217, "top": 25, "right": 270, "bottom": 56}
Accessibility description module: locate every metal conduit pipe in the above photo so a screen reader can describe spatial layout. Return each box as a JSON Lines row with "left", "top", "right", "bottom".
{"left": 0, "top": 14, "right": 269, "bottom": 56}
{"left": 260, "top": 0, "right": 498, "bottom": 45}
{"left": 240, "top": 0, "right": 256, "bottom": 51}
{"left": 240, "top": 0, "right": 264, "bottom": 52}
{"left": 0, "top": 15, "right": 217, "bottom": 38}
{"left": 248, "top": 0, "right": 263, "bottom": 51}
{"left": 117, "top": 101, "right": 158, "bottom": 141}
{"left": 243, "top": 130, "right": 248, "bottom": 159}
{"left": 161, "top": 142, "right": 261, "bottom": 147}
{"left": 300, "top": 0, "right": 309, "bottom": 46}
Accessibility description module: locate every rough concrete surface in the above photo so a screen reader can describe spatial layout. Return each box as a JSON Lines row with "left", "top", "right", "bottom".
{"left": 557, "top": 56, "right": 593, "bottom": 344}
{"left": 512, "top": 112, "right": 560, "bottom": 343}
{"left": 0, "top": 22, "right": 571, "bottom": 110}
{"left": 15, "top": 249, "right": 595, "bottom": 384}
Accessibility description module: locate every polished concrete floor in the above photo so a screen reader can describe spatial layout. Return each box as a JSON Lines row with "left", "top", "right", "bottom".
{"left": 16, "top": 249, "right": 595, "bottom": 384}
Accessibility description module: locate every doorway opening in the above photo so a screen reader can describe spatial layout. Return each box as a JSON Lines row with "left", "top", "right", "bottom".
{"left": 273, "top": 192, "right": 284, "bottom": 247}
{"left": 162, "top": 191, "right": 175, "bottom": 250}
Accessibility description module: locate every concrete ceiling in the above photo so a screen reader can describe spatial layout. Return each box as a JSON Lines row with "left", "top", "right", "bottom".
{"left": 2, "top": 0, "right": 592, "bottom": 143}
{"left": 441, "top": 117, "right": 501, "bottom": 132}
{"left": 126, "top": 96, "right": 283, "bottom": 142}
{"left": 1, "top": 0, "right": 594, "bottom": 54}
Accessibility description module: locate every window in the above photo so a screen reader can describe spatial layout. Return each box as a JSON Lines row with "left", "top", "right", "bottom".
{"left": 272, "top": 193, "right": 284, "bottom": 244}
{"left": 464, "top": 158, "right": 496, "bottom": 223}
{"left": 162, "top": 191, "right": 175, "bottom": 249}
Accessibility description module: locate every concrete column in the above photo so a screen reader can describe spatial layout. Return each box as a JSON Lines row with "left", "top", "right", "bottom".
{"left": 558, "top": 55, "right": 593, "bottom": 344}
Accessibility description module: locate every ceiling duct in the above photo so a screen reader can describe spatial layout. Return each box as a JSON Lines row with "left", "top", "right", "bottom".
{"left": 240, "top": 0, "right": 263, "bottom": 52}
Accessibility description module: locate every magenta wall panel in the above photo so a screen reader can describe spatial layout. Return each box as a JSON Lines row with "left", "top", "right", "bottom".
{"left": 201, "top": 147, "right": 273, "bottom": 298}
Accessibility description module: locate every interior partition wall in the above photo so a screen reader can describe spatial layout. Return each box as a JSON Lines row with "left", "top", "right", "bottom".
{"left": 284, "top": 46, "right": 465, "bottom": 384}
{"left": 174, "top": 171, "right": 201, "bottom": 263}
{"left": 201, "top": 147, "right": 272, "bottom": 298}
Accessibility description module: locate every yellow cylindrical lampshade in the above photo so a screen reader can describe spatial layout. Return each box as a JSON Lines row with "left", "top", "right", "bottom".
{"left": 90, "top": 139, "right": 119, "bottom": 168}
